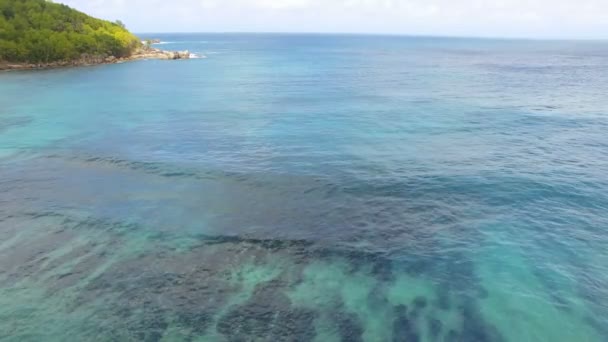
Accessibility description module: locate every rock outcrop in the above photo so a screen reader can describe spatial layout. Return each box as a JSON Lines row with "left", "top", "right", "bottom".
{"left": 0, "top": 48, "right": 195, "bottom": 71}
{"left": 131, "top": 48, "right": 191, "bottom": 61}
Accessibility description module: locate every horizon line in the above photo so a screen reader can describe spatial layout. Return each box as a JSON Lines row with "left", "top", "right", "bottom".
{"left": 132, "top": 31, "right": 608, "bottom": 42}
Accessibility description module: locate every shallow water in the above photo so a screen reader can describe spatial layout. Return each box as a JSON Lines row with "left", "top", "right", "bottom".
{"left": 1, "top": 34, "right": 608, "bottom": 341}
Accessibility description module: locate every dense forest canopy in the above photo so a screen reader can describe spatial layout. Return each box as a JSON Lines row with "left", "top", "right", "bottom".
{"left": 0, "top": 0, "right": 141, "bottom": 63}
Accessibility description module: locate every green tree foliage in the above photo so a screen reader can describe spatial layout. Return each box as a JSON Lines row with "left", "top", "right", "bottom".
{"left": 0, "top": 0, "right": 141, "bottom": 63}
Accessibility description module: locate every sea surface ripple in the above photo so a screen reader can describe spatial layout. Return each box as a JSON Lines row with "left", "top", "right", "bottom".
{"left": 0, "top": 34, "right": 607, "bottom": 341}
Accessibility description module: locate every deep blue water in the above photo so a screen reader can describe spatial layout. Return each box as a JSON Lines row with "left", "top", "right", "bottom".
{"left": 1, "top": 34, "right": 608, "bottom": 341}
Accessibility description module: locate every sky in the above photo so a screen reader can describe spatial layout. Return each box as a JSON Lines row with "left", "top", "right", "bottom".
{"left": 57, "top": 0, "right": 608, "bottom": 39}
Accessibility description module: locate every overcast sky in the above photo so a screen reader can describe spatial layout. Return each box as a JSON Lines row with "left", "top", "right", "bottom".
{"left": 58, "top": 0, "right": 608, "bottom": 39}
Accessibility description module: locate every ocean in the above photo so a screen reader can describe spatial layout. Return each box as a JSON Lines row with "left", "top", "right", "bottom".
{"left": 0, "top": 33, "right": 607, "bottom": 341}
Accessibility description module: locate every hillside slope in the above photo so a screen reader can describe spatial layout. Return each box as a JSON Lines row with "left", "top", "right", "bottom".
{"left": 0, "top": 0, "right": 141, "bottom": 63}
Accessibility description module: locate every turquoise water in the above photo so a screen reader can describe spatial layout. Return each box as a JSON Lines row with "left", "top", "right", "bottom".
{"left": 1, "top": 34, "right": 608, "bottom": 341}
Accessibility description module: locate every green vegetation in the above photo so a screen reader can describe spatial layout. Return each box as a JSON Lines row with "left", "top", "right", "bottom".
{"left": 0, "top": 0, "right": 141, "bottom": 63}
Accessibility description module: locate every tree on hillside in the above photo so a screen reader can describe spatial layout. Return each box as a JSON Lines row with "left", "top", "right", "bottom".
{"left": 0, "top": 0, "right": 141, "bottom": 63}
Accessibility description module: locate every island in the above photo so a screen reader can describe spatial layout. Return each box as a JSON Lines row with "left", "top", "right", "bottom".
{"left": 0, "top": 0, "right": 190, "bottom": 71}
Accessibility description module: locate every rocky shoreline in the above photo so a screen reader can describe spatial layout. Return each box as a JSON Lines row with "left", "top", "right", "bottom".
{"left": 0, "top": 47, "right": 194, "bottom": 72}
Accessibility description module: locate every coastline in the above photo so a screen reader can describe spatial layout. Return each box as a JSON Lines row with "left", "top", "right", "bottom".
{"left": 0, "top": 48, "right": 193, "bottom": 72}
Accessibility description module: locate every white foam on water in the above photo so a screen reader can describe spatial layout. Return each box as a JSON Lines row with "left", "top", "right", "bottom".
{"left": 153, "top": 41, "right": 209, "bottom": 45}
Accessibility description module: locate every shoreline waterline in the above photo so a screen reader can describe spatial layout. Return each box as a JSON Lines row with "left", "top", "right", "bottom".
{"left": 0, "top": 48, "right": 195, "bottom": 72}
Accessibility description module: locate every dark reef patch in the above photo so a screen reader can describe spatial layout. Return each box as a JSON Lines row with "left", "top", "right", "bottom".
{"left": 458, "top": 301, "right": 505, "bottom": 342}
{"left": 217, "top": 281, "right": 316, "bottom": 341}
{"left": 476, "top": 285, "right": 489, "bottom": 299}
{"left": 371, "top": 257, "right": 395, "bottom": 282}
{"left": 413, "top": 296, "right": 428, "bottom": 309}
{"left": 436, "top": 285, "right": 452, "bottom": 310}
{"left": 177, "top": 312, "right": 213, "bottom": 336}
{"left": 429, "top": 318, "right": 443, "bottom": 339}
{"left": 0, "top": 206, "right": 520, "bottom": 342}
{"left": 368, "top": 284, "right": 390, "bottom": 310}
{"left": 392, "top": 304, "right": 419, "bottom": 342}
{"left": 334, "top": 312, "right": 364, "bottom": 342}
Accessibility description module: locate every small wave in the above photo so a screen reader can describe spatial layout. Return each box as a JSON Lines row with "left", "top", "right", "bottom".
{"left": 189, "top": 53, "right": 206, "bottom": 59}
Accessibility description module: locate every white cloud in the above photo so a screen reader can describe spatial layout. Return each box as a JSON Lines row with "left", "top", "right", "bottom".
{"left": 250, "top": 0, "right": 312, "bottom": 10}
{"left": 58, "top": 0, "right": 608, "bottom": 38}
